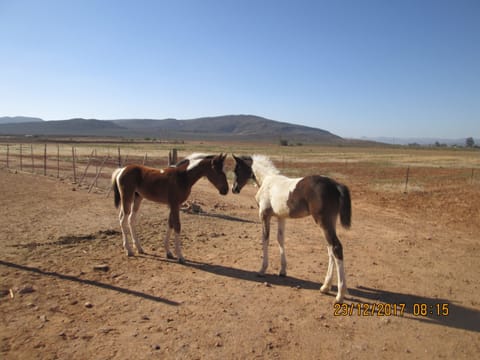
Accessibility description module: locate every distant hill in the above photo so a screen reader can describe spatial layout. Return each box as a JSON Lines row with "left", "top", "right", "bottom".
{"left": 361, "top": 136, "right": 479, "bottom": 146}
{"left": 0, "top": 115, "right": 344, "bottom": 143}
{"left": 0, "top": 118, "right": 127, "bottom": 137}
{"left": 0, "top": 116, "right": 43, "bottom": 124}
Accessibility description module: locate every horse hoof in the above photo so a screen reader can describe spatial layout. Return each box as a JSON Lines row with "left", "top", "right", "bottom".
{"left": 320, "top": 285, "right": 330, "bottom": 294}
{"left": 126, "top": 251, "right": 134, "bottom": 257}
{"left": 257, "top": 272, "right": 266, "bottom": 278}
{"left": 137, "top": 248, "right": 145, "bottom": 255}
{"left": 178, "top": 258, "right": 186, "bottom": 265}
{"left": 279, "top": 272, "right": 287, "bottom": 277}
{"left": 166, "top": 252, "right": 175, "bottom": 260}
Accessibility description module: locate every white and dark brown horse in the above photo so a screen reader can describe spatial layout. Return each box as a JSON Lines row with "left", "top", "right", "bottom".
{"left": 232, "top": 155, "right": 351, "bottom": 302}
{"left": 112, "top": 153, "right": 228, "bottom": 262}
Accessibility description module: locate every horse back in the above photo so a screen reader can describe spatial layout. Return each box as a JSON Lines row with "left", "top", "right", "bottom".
{"left": 259, "top": 175, "right": 304, "bottom": 218}
{"left": 287, "top": 175, "right": 349, "bottom": 222}
{"left": 118, "top": 164, "right": 180, "bottom": 204}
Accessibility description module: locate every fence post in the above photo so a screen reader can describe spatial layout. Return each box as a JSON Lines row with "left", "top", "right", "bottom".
{"left": 106, "top": 155, "right": 128, "bottom": 197}
{"left": 88, "top": 155, "right": 109, "bottom": 193}
{"left": 56, "top": 144, "right": 59, "bottom": 178}
{"left": 94, "top": 149, "right": 98, "bottom": 184}
{"left": 79, "top": 150, "right": 95, "bottom": 185}
{"left": 20, "top": 144, "right": 23, "bottom": 171}
{"left": 44, "top": 144, "right": 47, "bottom": 176}
{"left": 117, "top": 146, "right": 121, "bottom": 167}
{"left": 72, "top": 147, "right": 77, "bottom": 183}
{"left": 168, "top": 149, "right": 178, "bottom": 166}
{"left": 404, "top": 166, "right": 410, "bottom": 193}
{"left": 143, "top": 152, "right": 147, "bottom": 165}
{"left": 30, "top": 144, "right": 35, "bottom": 173}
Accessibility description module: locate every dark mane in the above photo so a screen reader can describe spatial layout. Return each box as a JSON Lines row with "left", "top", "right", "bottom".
{"left": 174, "top": 158, "right": 189, "bottom": 167}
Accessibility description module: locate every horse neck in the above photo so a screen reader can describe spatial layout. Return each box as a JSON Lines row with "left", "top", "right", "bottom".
{"left": 184, "top": 161, "right": 210, "bottom": 188}
{"left": 251, "top": 159, "right": 279, "bottom": 186}
{"left": 252, "top": 170, "right": 274, "bottom": 187}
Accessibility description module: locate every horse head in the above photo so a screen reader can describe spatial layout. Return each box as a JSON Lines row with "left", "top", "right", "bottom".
{"left": 232, "top": 154, "right": 254, "bottom": 194}
{"left": 206, "top": 153, "right": 229, "bottom": 195}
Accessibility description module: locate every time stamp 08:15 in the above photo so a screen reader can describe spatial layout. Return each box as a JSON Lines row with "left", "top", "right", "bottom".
{"left": 334, "top": 303, "right": 450, "bottom": 317}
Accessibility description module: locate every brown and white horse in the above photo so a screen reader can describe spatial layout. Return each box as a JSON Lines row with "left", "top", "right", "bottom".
{"left": 232, "top": 155, "right": 351, "bottom": 302}
{"left": 112, "top": 153, "right": 228, "bottom": 262}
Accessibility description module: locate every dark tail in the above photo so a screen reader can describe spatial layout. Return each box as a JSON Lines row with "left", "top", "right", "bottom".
{"left": 111, "top": 168, "right": 122, "bottom": 209}
{"left": 337, "top": 183, "right": 351, "bottom": 229}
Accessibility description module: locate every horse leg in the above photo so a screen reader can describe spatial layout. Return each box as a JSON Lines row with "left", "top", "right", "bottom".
{"left": 163, "top": 227, "right": 174, "bottom": 260}
{"left": 277, "top": 218, "right": 287, "bottom": 277}
{"left": 321, "top": 226, "right": 347, "bottom": 303}
{"left": 258, "top": 212, "right": 271, "bottom": 276}
{"left": 119, "top": 203, "right": 134, "bottom": 257}
{"left": 128, "top": 194, "right": 144, "bottom": 254}
{"left": 320, "top": 245, "right": 334, "bottom": 294}
{"left": 173, "top": 231, "right": 184, "bottom": 264}
{"left": 169, "top": 206, "right": 185, "bottom": 264}
{"left": 334, "top": 246, "right": 347, "bottom": 303}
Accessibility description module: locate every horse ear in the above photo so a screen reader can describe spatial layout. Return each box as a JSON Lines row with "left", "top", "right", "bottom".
{"left": 232, "top": 154, "right": 241, "bottom": 163}
{"left": 212, "top": 153, "right": 224, "bottom": 169}
{"left": 215, "top": 153, "right": 226, "bottom": 163}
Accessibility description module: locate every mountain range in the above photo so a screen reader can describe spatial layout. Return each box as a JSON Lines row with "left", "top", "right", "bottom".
{"left": 0, "top": 115, "right": 343, "bottom": 143}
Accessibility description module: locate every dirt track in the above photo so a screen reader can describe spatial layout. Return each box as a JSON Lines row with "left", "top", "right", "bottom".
{"left": 1, "top": 165, "right": 479, "bottom": 359}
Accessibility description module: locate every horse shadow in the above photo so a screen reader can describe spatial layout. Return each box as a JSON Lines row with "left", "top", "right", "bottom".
{"left": 147, "top": 255, "right": 480, "bottom": 333}
{"left": 145, "top": 254, "right": 321, "bottom": 290}
{"left": 347, "top": 285, "right": 480, "bottom": 333}
{"left": 0, "top": 259, "right": 179, "bottom": 306}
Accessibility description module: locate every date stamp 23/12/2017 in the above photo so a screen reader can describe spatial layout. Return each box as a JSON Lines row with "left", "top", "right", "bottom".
{"left": 333, "top": 303, "right": 450, "bottom": 317}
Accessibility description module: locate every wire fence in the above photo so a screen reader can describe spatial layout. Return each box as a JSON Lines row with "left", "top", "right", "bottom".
{"left": 0, "top": 143, "right": 478, "bottom": 195}
{"left": 0, "top": 143, "right": 179, "bottom": 194}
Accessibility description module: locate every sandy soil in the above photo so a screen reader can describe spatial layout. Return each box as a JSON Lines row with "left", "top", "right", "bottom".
{"left": 1, "top": 164, "right": 479, "bottom": 359}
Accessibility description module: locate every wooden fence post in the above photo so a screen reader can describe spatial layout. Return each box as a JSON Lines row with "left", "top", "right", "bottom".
{"left": 94, "top": 149, "right": 98, "bottom": 185}
{"left": 44, "top": 144, "right": 47, "bottom": 176}
{"left": 143, "top": 152, "right": 147, "bottom": 165}
{"left": 72, "top": 147, "right": 77, "bottom": 183}
{"left": 20, "top": 144, "right": 23, "bottom": 171}
{"left": 168, "top": 149, "right": 178, "bottom": 166}
{"left": 30, "top": 144, "right": 35, "bottom": 173}
{"left": 106, "top": 155, "right": 128, "bottom": 197}
{"left": 88, "top": 155, "right": 109, "bottom": 193}
{"left": 79, "top": 150, "right": 95, "bottom": 185}
{"left": 56, "top": 144, "right": 59, "bottom": 178}
{"left": 404, "top": 166, "right": 410, "bottom": 193}
{"left": 117, "top": 146, "right": 121, "bottom": 167}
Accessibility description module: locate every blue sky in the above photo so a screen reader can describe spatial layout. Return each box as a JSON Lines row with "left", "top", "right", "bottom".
{"left": 0, "top": 0, "right": 479, "bottom": 138}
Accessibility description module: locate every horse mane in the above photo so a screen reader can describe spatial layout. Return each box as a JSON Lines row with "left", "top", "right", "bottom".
{"left": 251, "top": 155, "right": 280, "bottom": 182}
{"left": 175, "top": 153, "right": 214, "bottom": 170}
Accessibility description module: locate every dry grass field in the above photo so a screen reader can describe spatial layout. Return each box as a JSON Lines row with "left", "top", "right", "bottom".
{"left": 1, "top": 140, "right": 479, "bottom": 359}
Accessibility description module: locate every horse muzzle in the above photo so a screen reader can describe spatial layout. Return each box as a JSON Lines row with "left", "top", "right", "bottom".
{"left": 219, "top": 186, "right": 229, "bottom": 195}
{"left": 232, "top": 184, "right": 240, "bottom": 194}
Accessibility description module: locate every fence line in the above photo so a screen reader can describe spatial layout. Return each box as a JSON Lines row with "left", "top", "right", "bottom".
{"left": 0, "top": 143, "right": 177, "bottom": 194}
{"left": 0, "top": 143, "right": 478, "bottom": 195}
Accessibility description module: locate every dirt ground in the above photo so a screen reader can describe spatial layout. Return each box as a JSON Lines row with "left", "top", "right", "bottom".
{"left": 0, "top": 159, "right": 479, "bottom": 359}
